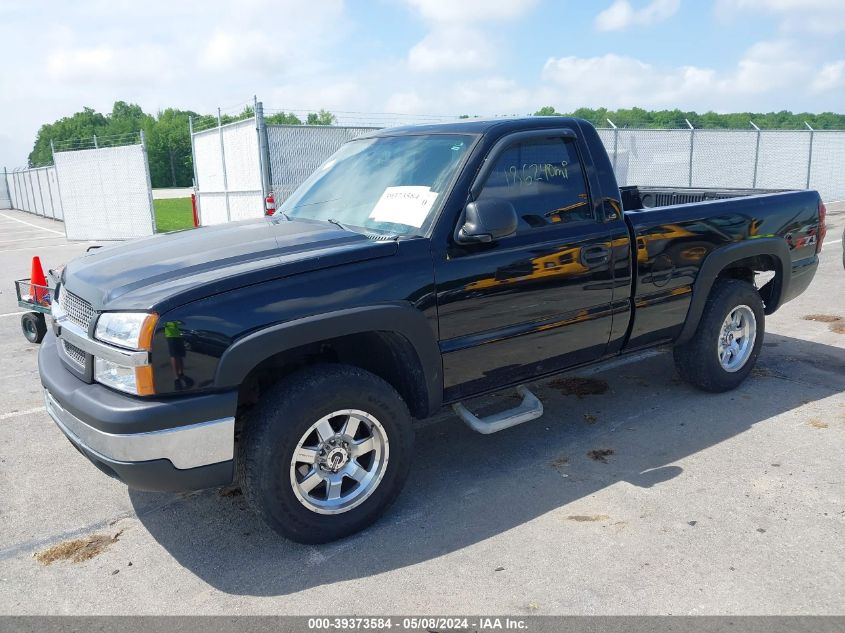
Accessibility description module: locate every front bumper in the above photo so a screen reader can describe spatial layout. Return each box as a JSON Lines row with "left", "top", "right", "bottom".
{"left": 39, "top": 331, "right": 237, "bottom": 492}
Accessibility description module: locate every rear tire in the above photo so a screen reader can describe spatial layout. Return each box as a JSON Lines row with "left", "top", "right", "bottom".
{"left": 238, "top": 364, "right": 414, "bottom": 543}
{"left": 21, "top": 312, "right": 46, "bottom": 344}
{"left": 673, "top": 279, "right": 764, "bottom": 393}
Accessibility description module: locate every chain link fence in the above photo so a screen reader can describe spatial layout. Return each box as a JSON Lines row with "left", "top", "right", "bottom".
{"left": 266, "top": 125, "right": 379, "bottom": 201}
{"left": 190, "top": 101, "right": 845, "bottom": 228}
{"left": 0, "top": 169, "right": 10, "bottom": 209}
{"left": 190, "top": 102, "right": 379, "bottom": 225}
{"left": 190, "top": 116, "right": 264, "bottom": 225}
{"left": 600, "top": 126, "right": 845, "bottom": 200}
{"left": 810, "top": 131, "right": 845, "bottom": 201}
{"left": 3, "top": 132, "right": 156, "bottom": 240}
{"left": 5, "top": 165, "right": 64, "bottom": 219}
{"left": 53, "top": 138, "right": 156, "bottom": 240}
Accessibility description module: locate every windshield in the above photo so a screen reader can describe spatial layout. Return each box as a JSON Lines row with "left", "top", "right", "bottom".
{"left": 280, "top": 134, "right": 473, "bottom": 236}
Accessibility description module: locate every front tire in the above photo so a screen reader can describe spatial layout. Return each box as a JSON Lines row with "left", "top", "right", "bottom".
{"left": 673, "top": 279, "right": 764, "bottom": 392}
{"left": 238, "top": 364, "right": 414, "bottom": 543}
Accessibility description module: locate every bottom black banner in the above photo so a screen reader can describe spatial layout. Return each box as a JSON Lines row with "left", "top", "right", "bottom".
{"left": 2, "top": 616, "right": 844, "bottom": 633}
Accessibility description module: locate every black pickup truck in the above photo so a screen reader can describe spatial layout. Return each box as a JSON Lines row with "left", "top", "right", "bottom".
{"left": 40, "top": 117, "right": 827, "bottom": 542}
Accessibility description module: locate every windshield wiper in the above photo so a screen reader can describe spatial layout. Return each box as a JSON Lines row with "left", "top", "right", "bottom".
{"left": 289, "top": 198, "right": 342, "bottom": 210}
{"left": 326, "top": 218, "right": 353, "bottom": 232}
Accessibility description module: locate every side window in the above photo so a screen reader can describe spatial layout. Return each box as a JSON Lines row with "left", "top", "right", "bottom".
{"left": 477, "top": 137, "right": 592, "bottom": 231}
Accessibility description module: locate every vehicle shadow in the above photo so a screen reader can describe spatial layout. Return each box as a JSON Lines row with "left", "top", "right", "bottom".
{"left": 129, "top": 332, "right": 845, "bottom": 596}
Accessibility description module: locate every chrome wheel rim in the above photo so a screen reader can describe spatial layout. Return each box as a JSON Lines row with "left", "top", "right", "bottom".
{"left": 718, "top": 305, "right": 756, "bottom": 372}
{"left": 290, "top": 409, "right": 389, "bottom": 515}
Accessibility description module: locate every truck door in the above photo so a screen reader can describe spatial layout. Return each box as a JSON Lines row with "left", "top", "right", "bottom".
{"left": 434, "top": 132, "right": 615, "bottom": 402}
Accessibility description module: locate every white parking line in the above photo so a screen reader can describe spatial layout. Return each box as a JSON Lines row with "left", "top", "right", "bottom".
{"left": 0, "top": 406, "right": 44, "bottom": 421}
{"left": 826, "top": 238, "right": 841, "bottom": 246}
{"left": 0, "top": 234, "right": 60, "bottom": 242}
{"left": 0, "top": 227, "right": 59, "bottom": 233}
{"left": 0, "top": 235, "right": 68, "bottom": 244}
{"left": 0, "top": 311, "right": 27, "bottom": 318}
{"left": 0, "top": 213, "right": 65, "bottom": 235}
{"left": 0, "top": 244, "right": 82, "bottom": 253}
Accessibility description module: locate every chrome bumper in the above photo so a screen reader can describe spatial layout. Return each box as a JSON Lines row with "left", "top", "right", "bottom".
{"left": 44, "top": 389, "right": 234, "bottom": 470}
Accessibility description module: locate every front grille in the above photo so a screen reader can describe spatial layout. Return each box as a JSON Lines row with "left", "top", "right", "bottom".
{"left": 61, "top": 339, "right": 86, "bottom": 368}
{"left": 60, "top": 289, "right": 95, "bottom": 331}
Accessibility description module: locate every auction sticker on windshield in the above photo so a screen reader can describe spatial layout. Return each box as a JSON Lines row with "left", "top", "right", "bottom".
{"left": 369, "top": 186, "right": 439, "bottom": 227}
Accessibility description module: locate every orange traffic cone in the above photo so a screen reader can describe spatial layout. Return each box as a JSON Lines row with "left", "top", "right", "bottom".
{"left": 29, "top": 256, "right": 49, "bottom": 305}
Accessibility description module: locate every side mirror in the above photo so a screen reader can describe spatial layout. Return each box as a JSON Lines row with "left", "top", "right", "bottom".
{"left": 457, "top": 198, "right": 518, "bottom": 244}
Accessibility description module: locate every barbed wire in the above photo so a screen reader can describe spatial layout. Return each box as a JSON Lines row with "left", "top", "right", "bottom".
{"left": 264, "top": 107, "right": 465, "bottom": 128}
{"left": 190, "top": 116, "right": 222, "bottom": 133}
{"left": 52, "top": 131, "right": 142, "bottom": 153}
{"left": 186, "top": 97, "right": 259, "bottom": 133}
{"left": 192, "top": 101, "right": 844, "bottom": 132}
{"left": 9, "top": 163, "right": 53, "bottom": 172}
{"left": 216, "top": 98, "right": 255, "bottom": 115}
{"left": 191, "top": 108, "right": 259, "bottom": 133}
{"left": 266, "top": 108, "right": 460, "bottom": 118}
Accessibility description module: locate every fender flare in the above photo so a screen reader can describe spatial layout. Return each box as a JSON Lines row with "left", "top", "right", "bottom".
{"left": 214, "top": 304, "right": 443, "bottom": 416}
{"left": 676, "top": 237, "right": 791, "bottom": 344}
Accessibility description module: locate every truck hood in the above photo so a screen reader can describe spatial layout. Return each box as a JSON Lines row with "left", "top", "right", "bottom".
{"left": 61, "top": 217, "right": 397, "bottom": 312}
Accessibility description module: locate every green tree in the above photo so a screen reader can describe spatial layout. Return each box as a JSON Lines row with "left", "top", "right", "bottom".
{"left": 29, "top": 107, "right": 110, "bottom": 166}
{"left": 28, "top": 102, "right": 844, "bottom": 188}
{"left": 28, "top": 102, "right": 343, "bottom": 187}
{"left": 108, "top": 101, "right": 154, "bottom": 136}
{"left": 145, "top": 108, "right": 197, "bottom": 188}
{"left": 537, "top": 106, "right": 845, "bottom": 129}
{"left": 306, "top": 109, "right": 337, "bottom": 125}
{"left": 219, "top": 104, "right": 255, "bottom": 125}
{"left": 266, "top": 111, "right": 303, "bottom": 125}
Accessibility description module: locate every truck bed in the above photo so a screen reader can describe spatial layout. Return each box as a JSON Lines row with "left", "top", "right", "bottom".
{"left": 620, "top": 186, "right": 789, "bottom": 211}
{"left": 619, "top": 187, "right": 822, "bottom": 350}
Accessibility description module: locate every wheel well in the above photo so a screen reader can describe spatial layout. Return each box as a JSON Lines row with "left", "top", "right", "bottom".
{"left": 717, "top": 254, "right": 781, "bottom": 313}
{"left": 237, "top": 331, "right": 430, "bottom": 419}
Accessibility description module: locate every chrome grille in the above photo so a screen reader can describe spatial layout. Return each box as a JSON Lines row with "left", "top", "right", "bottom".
{"left": 61, "top": 339, "right": 86, "bottom": 368}
{"left": 59, "top": 289, "right": 95, "bottom": 331}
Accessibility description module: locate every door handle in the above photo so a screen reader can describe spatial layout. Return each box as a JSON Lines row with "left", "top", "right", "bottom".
{"left": 580, "top": 245, "right": 610, "bottom": 267}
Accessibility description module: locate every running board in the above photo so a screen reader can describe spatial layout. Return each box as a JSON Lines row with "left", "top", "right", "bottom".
{"left": 452, "top": 385, "right": 544, "bottom": 435}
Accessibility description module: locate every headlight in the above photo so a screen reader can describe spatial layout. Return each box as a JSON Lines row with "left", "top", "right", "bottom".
{"left": 95, "top": 312, "right": 157, "bottom": 350}
{"left": 94, "top": 358, "right": 155, "bottom": 396}
{"left": 93, "top": 312, "right": 157, "bottom": 396}
{"left": 94, "top": 358, "right": 137, "bottom": 394}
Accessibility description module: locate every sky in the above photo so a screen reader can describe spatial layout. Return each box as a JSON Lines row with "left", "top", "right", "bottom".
{"left": 0, "top": 0, "right": 843, "bottom": 168}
